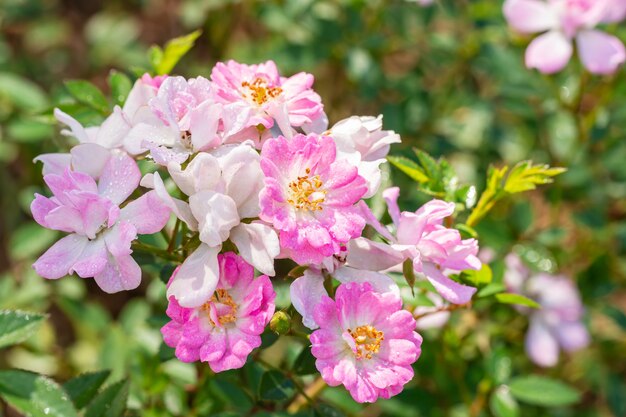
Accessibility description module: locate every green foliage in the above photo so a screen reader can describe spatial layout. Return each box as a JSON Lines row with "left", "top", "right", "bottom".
{"left": 0, "top": 370, "right": 79, "bottom": 417}
{"left": 508, "top": 376, "right": 581, "bottom": 407}
{"left": 108, "top": 71, "right": 133, "bottom": 107}
{"left": 494, "top": 293, "right": 541, "bottom": 309}
{"left": 84, "top": 380, "right": 130, "bottom": 417}
{"left": 64, "top": 80, "right": 110, "bottom": 114}
{"left": 258, "top": 371, "right": 295, "bottom": 402}
{"left": 0, "top": 310, "right": 46, "bottom": 349}
{"left": 149, "top": 30, "right": 202, "bottom": 75}
{"left": 467, "top": 162, "right": 565, "bottom": 227}
{"left": 63, "top": 370, "right": 111, "bottom": 409}
{"left": 490, "top": 386, "right": 520, "bottom": 417}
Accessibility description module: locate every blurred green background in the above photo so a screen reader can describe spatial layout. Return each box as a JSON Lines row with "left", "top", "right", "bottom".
{"left": 1, "top": 1, "right": 625, "bottom": 416}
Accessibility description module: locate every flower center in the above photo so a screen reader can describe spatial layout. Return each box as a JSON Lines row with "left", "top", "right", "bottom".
{"left": 287, "top": 168, "right": 326, "bottom": 211}
{"left": 347, "top": 325, "right": 384, "bottom": 360}
{"left": 201, "top": 288, "right": 238, "bottom": 326}
{"left": 241, "top": 77, "right": 282, "bottom": 106}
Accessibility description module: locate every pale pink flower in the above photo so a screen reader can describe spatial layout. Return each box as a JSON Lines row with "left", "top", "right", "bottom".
{"left": 211, "top": 60, "right": 323, "bottom": 138}
{"left": 310, "top": 282, "right": 422, "bottom": 403}
{"left": 31, "top": 152, "right": 170, "bottom": 292}
{"left": 310, "top": 115, "right": 401, "bottom": 198}
{"left": 259, "top": 133, "right": 368, "bottom": 265}
{"left": 504, "top": 254, "right": 589, "bottom": 367}
{"left": 290, "top": 266, "right": 399, "bottom": 330}
{"left": 161, "top": 253, "right": 275, "bottom": 372}
{"left": 503, "top": 0, "right": 626, "bottom": 74}
{"left": 141, "top": 143, "right": 279, "bottom": 308}
{"left": 413, "top": 293, "right": 451, "bottom": 330}
{"left": 347, "top": 187, "right": 481, "bottom": 304}
{"left": 129, "top": 76, "right": 223, "bottom": 165}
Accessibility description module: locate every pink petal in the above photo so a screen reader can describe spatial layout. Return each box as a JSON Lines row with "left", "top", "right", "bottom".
{"left": 120, "top": 190, "right": 171, "bottom": 234}
{"left": 525, "top": 31, "right": 573, "bottom": 74}
{"left": 33, "top": 153, "right": 72, "bottom": 176}
{"left": 103, "top": 221, "right": 136, "bottom": 258}
{"left": 189, "top": 191, "right": 240, "bottom": 247}
{"left": 346, "top": 238, "right": 405, "bottom": 271}
{"left": 421, "top": 262, "right": 476, "bottom": 304}
{"left": 382, "top": 187, "right": 401, "bottom": 226}
{"left": 525, "top": 316, "right": 559, "bottom": 367}
{"left": 167, "top": 244, "right": 220, "bottom": 308}
{"left": 71, "top": 239, "right": 108, "bottom": 278}
{"left": 290, "top": 270, "right": 329, "bottom": 329}
{"left": 503, "top": 0, "right": 558, "bottom": 34}
{"left": 577, "top": 30, "right": 626, "bottom": 75}
{"left": 229, "top": 222, "right": 279, "bottom": 276}
{"left": 94, "top": 254, "right": 141, "bottom": 293}
{"left": 97, "top": 152, "right": 140, "bottom": 205}
{"left": 33, "top": 234, "right": 88, "bottom": 279}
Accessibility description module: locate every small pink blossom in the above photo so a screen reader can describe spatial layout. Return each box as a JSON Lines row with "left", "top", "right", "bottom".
{"left": 211, "top": 60, "right": 323, "bottom": 138}
{"left": 504, "top": 254, "right": 589, "bottom": 367}
{"left": 259, "top": 133, "right": 368, "bottom": 265}
{"left": 503, "top": 0, "right": 626, "bottom": 74}
{"left": 161, "top": 252, "right": 275, "bottom": 372}
{"left": 310, "top": 282, "right": 422, "bottom": 403}
{"left": 347, "top": 187, "right": 481, "bottom": 304}
{"left": 31, "top": 152, "right": 170, "bottom": 292}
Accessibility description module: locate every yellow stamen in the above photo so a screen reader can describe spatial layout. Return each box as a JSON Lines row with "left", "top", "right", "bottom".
{"left": 241, "top": 77, "right": 282, "bottom": 106}
{"left": 287, "top": 167, "right": 326, "bottom": 211}
{"left": 347, "top": 325, "right": 384, "bottom": 360}
{"left": 200, "top": 289, "right": 238, "bottom": 325}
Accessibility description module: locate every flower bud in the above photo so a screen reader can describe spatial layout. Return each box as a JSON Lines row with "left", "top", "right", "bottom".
{"left": 269, "top": 311, "right": 291, "bottom": 335}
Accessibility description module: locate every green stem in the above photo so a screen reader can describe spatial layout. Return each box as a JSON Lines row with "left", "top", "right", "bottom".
{"left": 131, "top": 242, "right": 183, "bottom": 263}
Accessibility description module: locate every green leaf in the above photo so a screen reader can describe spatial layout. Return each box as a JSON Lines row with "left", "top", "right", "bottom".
{"left": 0, "top": 72, "right": 49, "bottom": 111}
{"left": 504, "top": 161, "right": 566, "bottom": 194}
{"left": 0, "top": 370, "right": 79, "bottom": 417}
{"left": 402, "top": 259, "right": 416, "bottom": 295}
{"left": 477, "top": 283, "right": 506, "bottom": 298}
{"left": 62, "top": 370, "right": 111, "bottom": 409}
{"left": 490, "top": 386, "right": 520, "bottom": 417}
{"left": 152, "top": 30, "right": 202, "bottom": 75}
{"left": 387, "top": 155, "right": 429, "bottom": 183}
{"left": 9, "top": 223, "right": 58, "bottom": 261}
{"left": 84, "top": 380, "right": 129, "bottom": 417}
{"left": 462, "top": 264, "right": 493, "bottom": 286}
{"left": 258, "top": 371, "right": 295, "bottom": 401}
{"left": 495, "top": 293, "right": 540, "bottom": 309}
{"left": 292, "top": 347, "right": 317, "bottom": 376}
{"left": 0, "top": 310, "right": 47, "bottom": 349}
{"left": 508, "top": 376, "right": 581, "bottom": 407}
{"left": 108, "top": 71, "right": 132, "bottom": 107}
{"left": 413, "top": 148, "right": 439, "bottom": 178}
{"left": 64, "top": 80, "right": 110, "bottom": 114}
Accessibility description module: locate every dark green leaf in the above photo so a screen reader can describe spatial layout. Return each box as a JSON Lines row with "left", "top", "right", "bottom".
{"left": 402, "top": 259, "right": 416, "bottom": 295}
{"left": 0, "top": 310, "right": 47, "bottom": 349}
{"left": 387, "top": 155, "right": 429, "bottom": 183}
{"left": 508, "top": 376, "right": 581, "bottom": 407}
{"left": 477, "top": 283, "right": 506, "bottom": 298}
{"left": 108, "top": 71, "right": 132, "bottom": 107}
{"left": 0, "top": 370, "right": 79, "bottom": 417}
{"left": 64, "top": 80, "right": 110, "bottom": 114}
{"left": 258, "top": 371, "right": 295, "bottom": 401}
{"left": 84, "top": 380, "right": 129, "bottom": 417}
{"left": 63, "top": 370, "right": 110, "bottom": 409}
{"left": 292, "top": 347, "right": 317, "bottom": 376}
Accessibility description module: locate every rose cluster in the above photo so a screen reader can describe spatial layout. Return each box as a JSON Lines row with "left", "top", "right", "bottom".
{"left": 31, "top": 60, "right": 482, "bottom": 402}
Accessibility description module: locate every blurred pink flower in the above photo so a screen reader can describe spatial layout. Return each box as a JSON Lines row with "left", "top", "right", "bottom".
{"left": 504, "top": 0, "right": 626, "bottom": 74}
{"left": 161, "top": 253, "right": 275, "bottom": 372}
{"left": 259, "top": 133, "right": 367, "bottom": 265}
{"left": 211, "top": 60, "right": 323, "bottom": 138}
{"left": 504, "top": 254, "right": 590, "bottom": 367}
{"left": 348, "top": 187, "right": 481, "bottom": 304}
{"left": 310, "top": 282, "right": 422, "bottom": 403}
{"left": 31, "top": 152, "right": 170, "bottom": 292}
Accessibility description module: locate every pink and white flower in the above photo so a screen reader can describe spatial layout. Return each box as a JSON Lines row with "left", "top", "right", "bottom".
{"left": 31, "top": 151, "right": 170, "bottom": 292}
{"left": 161, "top": 252, "right": 275, "bottom": 372}
{"left": 503, "top": 0, "right": 626, "bottom": 74}
{"left": 142, "top": 143, "right": 279, "bottom": 308}
{"left": 504, "top": 254, "right": 589, "bottom": 367}
{"left": 259, "top": 133, "right": 368, "bottom": 265}
{"left": 309, "top": 115, "right": 401, "bottom": 198}
{"left": 310, "top": 282, "right": 422, "bottom": 403}
{"left": 131, "top": 76, "right": 223, "bottom": 165}
{"left": 211, "top": 60, "right": 323, "bottom": 138}
{"left": 348, "top": 187, "right": 481, "bottom": 304}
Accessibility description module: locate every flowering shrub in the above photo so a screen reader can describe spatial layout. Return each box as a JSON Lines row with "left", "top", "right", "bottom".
{"left": 1, "top": 1, "right": 623, "bottom": 416}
